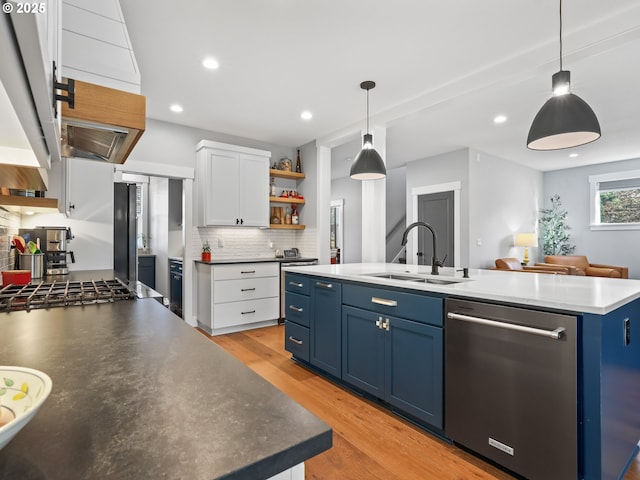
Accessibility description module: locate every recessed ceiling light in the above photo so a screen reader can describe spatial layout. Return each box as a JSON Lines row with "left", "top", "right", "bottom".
{"left": 170, "top": 104, "right": 184, "bottom": 113}
{"left": 300, "top": 111, "right": 313, "bottom": 120}
{"left": 493, "top": 115, "right": 507, "bottom": 124}
{"left": 569, "top": 152, "right": 579, "bottom": 158}
{"left": 202, "top": 58, "right": 219, "bottom": 70}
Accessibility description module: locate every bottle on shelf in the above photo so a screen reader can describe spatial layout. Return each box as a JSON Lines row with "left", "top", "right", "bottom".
{"left": 291, "top": 205, "right": 299, "bottom": 225}
{"left": 270, "top": 178, "right": 276, "bottom": 197}
{"left": 285, "top": 207, "right": 292, "bottom": 225}
{"left": 296, "top": 149, "right": 302, "bottom": 173}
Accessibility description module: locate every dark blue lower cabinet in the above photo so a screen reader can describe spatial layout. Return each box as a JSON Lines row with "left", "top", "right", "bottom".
{"left": 386, "top": 315, "right": 443, "bottom": 429}
{"left": 342, "top": 306, "right": 385, "bottom": 397}
{"left": 310, "top": 278, "right": 342, "bottom": 378}
{"left": 342, "top": 305, "right": 443, "bottom": 430}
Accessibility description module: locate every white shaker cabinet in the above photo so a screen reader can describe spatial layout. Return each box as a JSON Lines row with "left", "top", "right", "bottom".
{"left": 196, "top": 262, "right": 280, "bottom": 335}
{"left": 196, "top": 140, "right": 270, "bottom": 227}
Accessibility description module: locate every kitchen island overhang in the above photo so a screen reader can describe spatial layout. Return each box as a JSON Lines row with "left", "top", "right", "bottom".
{"left": 282, "top": 263, "right": 640, "bottom": 480}
{"left": 0, "top": 298, "right": 331, "bottom": 479}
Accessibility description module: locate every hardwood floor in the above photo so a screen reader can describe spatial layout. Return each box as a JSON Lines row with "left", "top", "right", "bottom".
{"left": 200, "top": 325, "right": 640, "bottom": 480}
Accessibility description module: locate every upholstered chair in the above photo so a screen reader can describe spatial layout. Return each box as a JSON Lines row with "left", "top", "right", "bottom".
{"left": 543, "top": 255, "right": 628, "bottom": 278}
{"left": 493, "top": 258, "right": 574, "bottom": 274}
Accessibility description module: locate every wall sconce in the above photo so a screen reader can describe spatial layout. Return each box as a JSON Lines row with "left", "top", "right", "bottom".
{"left": 514, "top": 233, "right": 538, "bottom": 265}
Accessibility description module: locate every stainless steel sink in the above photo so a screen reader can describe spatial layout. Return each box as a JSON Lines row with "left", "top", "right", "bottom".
{"left": 363, "top": 272, "right": 469, "bottom": 285}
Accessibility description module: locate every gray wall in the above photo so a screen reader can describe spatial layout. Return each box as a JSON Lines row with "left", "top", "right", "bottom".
{"left": 543, "top": 157, "right": 640, "bottom": 279}
{"left": 469, "top": 149, "right": 543, "bottom": 268}
{"left": 129, "top": 118, "right": 296, "bottom": 170}
{"left": 331, "top": 176, "right": 361, "bottom": 263}
{"left": 385, "top": 166, "right": 406, "bottom": 262}
{"left": 406, "top": 149, "right": 470, "bottom": 267}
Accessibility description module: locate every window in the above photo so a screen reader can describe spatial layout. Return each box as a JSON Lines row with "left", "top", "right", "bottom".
{"left": 589, "top": 170, "right": 640, "bottom": 230}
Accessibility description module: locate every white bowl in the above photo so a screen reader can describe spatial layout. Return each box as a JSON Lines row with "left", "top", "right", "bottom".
{"left": 0, "top": 366, "right": 53, "bottom": 450}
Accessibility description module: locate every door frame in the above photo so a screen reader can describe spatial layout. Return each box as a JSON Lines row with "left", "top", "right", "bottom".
{"left": 409, "top": 181, "right": 460, "bottom": 267}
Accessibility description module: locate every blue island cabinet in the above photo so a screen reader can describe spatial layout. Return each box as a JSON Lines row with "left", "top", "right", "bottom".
{"left": 341, "top": 283, "right": 444, "bottom": 430}
{"left": 310, "top": 277, "right": 342, "bottom": 377}
{"left": 284, "top": 274, "right": 342, "bottom": 378}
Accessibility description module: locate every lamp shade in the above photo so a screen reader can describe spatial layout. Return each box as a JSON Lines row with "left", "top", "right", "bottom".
{"left": 527, "top": 92, "right": 601, "bottom": 150}
{"left": 350, "top": 135, "right": 386, "bottom": 180}
{"left": 514, "top": 232, "right": 538, "bottom": 248}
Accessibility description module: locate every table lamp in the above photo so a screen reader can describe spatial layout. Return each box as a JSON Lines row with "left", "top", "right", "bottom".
{"left": 514, "top": 233, "right": 538, "bottom": 265}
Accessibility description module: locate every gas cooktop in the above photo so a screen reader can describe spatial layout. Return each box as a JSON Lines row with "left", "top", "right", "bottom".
{"left": 0, "top": 279, "right": 135, "bottom": 313}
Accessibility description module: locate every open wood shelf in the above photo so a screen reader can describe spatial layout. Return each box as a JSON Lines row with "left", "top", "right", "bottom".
{"left": 269, "top": 224, "right": 305, "bottom": 230}
{"left": 269, "top": 196, "right": 305, "bottom": 204}
{"left": 269, "top": 169, "right": 305, "bottom": 180}
{"left": 0, "top": 195, "right": 60, "bottom": 214}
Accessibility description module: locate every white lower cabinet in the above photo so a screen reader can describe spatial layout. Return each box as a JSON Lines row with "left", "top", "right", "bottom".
{"left": 196, "top": 261, "right": 280, "bottom": 335}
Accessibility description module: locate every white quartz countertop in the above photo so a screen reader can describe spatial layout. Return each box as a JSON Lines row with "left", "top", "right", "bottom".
{"left": 282, "top": 263, "right": 640, "bottom": 315}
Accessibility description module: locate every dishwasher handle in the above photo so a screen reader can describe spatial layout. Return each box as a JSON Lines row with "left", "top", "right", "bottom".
{"left": 447, "top": 312, "right": 565, "bottom": 340}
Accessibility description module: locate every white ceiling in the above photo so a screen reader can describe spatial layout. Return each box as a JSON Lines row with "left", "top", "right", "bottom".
{"left": 120, "top": 1, "right": 640, "bottom": 176}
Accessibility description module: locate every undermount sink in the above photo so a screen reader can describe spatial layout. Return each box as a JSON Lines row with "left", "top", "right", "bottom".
{"left": 363, "top": 272, "right": 469, "bottom": 285}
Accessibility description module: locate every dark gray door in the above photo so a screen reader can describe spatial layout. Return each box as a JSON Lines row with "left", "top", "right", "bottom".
{"left": 417, "top": 191, "right": 454, "bottom": 267}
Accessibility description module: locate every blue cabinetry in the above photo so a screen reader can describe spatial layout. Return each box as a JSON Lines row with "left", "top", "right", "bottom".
{"left": 310, "top": 278, "right": 342, "bottom": 377}
{"left": 342, "top": 284, "right": 444, "bottom": 429}
{"left": 138, "top": 255, "right": 156, "bottom": 289}
{"left": 284, "top": 274, "right": 312, "bottom": 360}
{"left": 169, "top": 259, "right": 183, "bottom": 318}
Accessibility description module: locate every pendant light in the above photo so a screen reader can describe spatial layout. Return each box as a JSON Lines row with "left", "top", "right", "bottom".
{"left": 350, "top": 81, "right": 386, "bottom": 180}
{"left": 527, "top": 0, "right": 600, "bottom": 150}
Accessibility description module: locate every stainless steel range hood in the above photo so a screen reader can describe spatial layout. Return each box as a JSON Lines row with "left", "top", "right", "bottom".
{"left": 60, "top": 80, "right": 146, "bottom": 165}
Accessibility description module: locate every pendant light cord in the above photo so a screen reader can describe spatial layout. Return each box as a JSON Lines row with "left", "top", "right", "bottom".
{"left": 559, "top": 0, "right": 563, "bottom": 71}
{"left": 366, "top": 88, "right": 370, "bottom": 134}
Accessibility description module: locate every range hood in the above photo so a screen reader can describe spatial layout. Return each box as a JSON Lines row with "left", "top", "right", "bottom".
{"left": 60, "top": 80, "right": 145, "bottom": 164}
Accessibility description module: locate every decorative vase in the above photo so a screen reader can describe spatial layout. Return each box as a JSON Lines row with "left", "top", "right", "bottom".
{"left": 201, "top": 252, "right": 211, "bottom": 262}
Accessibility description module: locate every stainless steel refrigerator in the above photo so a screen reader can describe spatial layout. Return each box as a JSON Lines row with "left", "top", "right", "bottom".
{"left": 113, "top": 183, "right": 137, "bottom": 282}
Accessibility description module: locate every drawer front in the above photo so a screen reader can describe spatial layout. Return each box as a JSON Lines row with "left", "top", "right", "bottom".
{"left": 212, "top": 297, "right": 279, "bottom": 329}
{"left": 213, "top": 262, "right": 279, "bottom": 281}
{"left": 285, "top": 273, "right": 311, "bottom": 295}
{"left": 284, "top": 320, "right": 310, "bottom": 361}
{"left": 343, "top": 283, "right": 443, "bottom": 326}
{"left": 213, "top": 277, "right": 279, "bottom": 304}
{"left": 284, "top": 291, "right": 310, "bottom": 327}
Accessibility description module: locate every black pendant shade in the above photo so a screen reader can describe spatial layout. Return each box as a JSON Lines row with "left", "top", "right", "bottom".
{"left": 527, "top": 0, "right": 601, "bottom": 151}
{"left": 350, "top": 81, "right": 386, "bottom": 180}
{"left": 527, "top": 85, "right": 601, "bottom": 150}
{"left": 350, "top": 134, "right": 386, "bottom": 180}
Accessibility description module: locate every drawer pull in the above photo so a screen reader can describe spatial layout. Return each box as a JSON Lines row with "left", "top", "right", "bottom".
{"left": 241, "top": 270, "right": 256, "bottom": 274}
{"left": 289, "top": 305, "right": 303, "bottom": 313}
{"left": 241, "top": 288, "right": 256, "bottom": 292}
{"left": 241, "top": 310, "right": 256, "bottom": 315}
{"left": 289, "top": 281, "right": 303, "bottom": 288}
{"left": 316, "top": 281, "right": 333, "bottom": 289}
{"left": 371, "top": 297, "right": 397, "bottom": 307}
{"left": 288, "top": 336, "right": 303, "bottom": 346}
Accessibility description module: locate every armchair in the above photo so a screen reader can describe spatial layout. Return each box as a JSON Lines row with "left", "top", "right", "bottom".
{"left": 543, "top": 255, "right": 628, "bottom": 278}
{"left": 493, "top": 258, "right": 574, "bottom": 275}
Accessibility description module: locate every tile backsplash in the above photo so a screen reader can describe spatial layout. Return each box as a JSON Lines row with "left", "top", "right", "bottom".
{"left": 0, "top": 209, "right": 20, "bottom": 271}
{"left": 192, "top": 227, "right": 312, "bottom": 259}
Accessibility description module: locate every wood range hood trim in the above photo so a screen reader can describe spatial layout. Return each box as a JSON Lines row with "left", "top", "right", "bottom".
{"left": 61, "top": 79, "right": 146, "bottom": 165}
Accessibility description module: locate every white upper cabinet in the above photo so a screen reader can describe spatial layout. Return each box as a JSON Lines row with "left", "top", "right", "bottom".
{"left": 196, "top": 141, "right": 270, "bottom": 227}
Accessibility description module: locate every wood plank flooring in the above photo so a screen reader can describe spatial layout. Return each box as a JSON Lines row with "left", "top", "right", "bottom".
{"left": 200, "top": 325, "right": 640, "bottom": 480}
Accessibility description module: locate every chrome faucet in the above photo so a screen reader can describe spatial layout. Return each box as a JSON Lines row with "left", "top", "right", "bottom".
{"left": 400, "top": 221, "right": 443, "bottom": 275}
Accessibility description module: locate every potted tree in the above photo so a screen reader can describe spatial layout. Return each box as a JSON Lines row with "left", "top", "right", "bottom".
{"left": 538, "top": 194, "right": 576, "bottom": 256}
{"left": 201, "top": 241, "right": 212, "bottom": 262}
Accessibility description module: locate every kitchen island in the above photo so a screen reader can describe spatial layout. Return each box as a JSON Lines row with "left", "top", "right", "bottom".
{"left": 0, "top": 297, "right": 331, "bottom": 479}
{"left": 282, "top": 263, "right": 640, "bottom": 480}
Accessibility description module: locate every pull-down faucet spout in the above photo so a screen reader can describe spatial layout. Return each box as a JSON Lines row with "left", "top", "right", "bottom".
{"left": 400, "top": 221, "right": 441, "bottom": 275}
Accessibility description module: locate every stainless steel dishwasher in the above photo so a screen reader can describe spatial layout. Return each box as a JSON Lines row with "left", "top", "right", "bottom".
{"left": 445, "top": 298, "right": 578, "bottom": 480}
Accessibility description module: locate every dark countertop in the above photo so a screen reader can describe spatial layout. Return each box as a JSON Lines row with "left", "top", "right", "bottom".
{"left": 0, "top": 299, "right": 331, "bottom": 479}
{"left": 195, "top": 257, "right": 318, "bottom": 265}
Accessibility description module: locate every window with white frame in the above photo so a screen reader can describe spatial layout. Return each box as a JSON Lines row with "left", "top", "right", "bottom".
{"left": 589, "top": 170, "right": 640, "bottom": 230}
